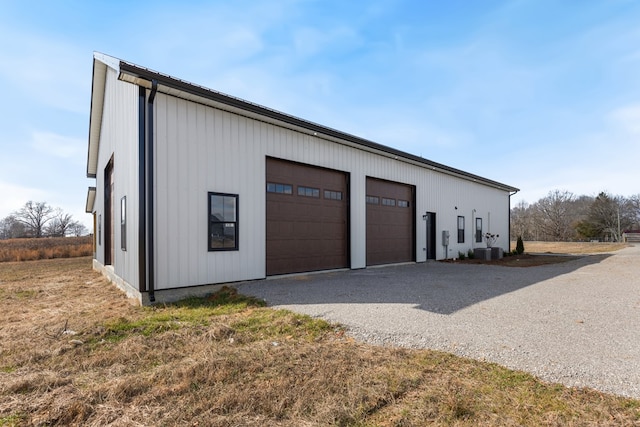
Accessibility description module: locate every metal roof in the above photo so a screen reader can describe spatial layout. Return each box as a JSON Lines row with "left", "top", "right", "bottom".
{"left": 87, "top": 52, "right": 519, "bottom": 193}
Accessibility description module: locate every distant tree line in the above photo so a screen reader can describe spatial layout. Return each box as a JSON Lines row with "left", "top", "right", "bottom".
{"left": 0, "top": 201, "right": 88, "bottom": 239}
{"left": 511, "top": 190, "right": 640, "bottom": 242}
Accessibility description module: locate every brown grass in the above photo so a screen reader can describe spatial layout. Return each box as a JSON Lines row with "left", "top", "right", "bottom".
{"left": 452, "top": 254, "right": 583, "bottom": 267}
{"left": 512, "top": 241, "right": 629, "bottom": 254}
{"left": 0, "top": 237, "right": 93, "bottom": 263}
{"left": 1, "top": 258, "right": 638, "bottom": 426}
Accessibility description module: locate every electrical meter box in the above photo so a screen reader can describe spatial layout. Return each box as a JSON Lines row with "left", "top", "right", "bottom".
{"left": 442, "top": 230, "right": 450, "bottom": 246}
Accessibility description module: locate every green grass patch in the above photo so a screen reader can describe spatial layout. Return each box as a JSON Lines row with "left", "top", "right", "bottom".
{"left": 96, "top": 286, "right": 267, "bottom": 344}
{"left": 100, "top": 316, "right": 184, "bottom": 343}
{"left": 0, "top": 414, "right": 25, "bottom": 427}
{"left": 171, "top": 285, "right": 267, "bottom": 314}
{"left": 231, "top": 308, "right": 335, "bottom": 341}
{"left": 13, "top": 289, "right": 37, "bottom": 299}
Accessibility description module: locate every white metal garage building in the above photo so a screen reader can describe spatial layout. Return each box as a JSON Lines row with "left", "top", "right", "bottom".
{"left": 85, "top": 52, "right": 519, "bottom": 305}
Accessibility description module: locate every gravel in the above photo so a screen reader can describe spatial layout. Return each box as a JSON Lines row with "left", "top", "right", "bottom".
{"left": 238, "top": 245, "right": 640, "bottom": 399}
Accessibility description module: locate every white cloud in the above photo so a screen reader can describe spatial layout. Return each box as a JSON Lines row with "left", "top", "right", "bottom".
{"left": 31, "top": 131, "right": 84, "bottom": 161}
{"left": 0, "top": 180, "right": 48, "bottom": 219}
{"left": 607, "top": 104, "right": 640, "bottom": 135}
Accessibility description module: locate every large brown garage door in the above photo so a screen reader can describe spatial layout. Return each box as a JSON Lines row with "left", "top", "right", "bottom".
{"left": 266, "top": 158, "right": 349, "bottom": 276}
{"left": 366, "top": 177, "right": 415, "bottom": 266}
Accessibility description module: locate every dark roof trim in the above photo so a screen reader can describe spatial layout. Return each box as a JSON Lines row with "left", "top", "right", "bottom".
{"left": 117, "top": 59, "right": 519, "bottom": 193}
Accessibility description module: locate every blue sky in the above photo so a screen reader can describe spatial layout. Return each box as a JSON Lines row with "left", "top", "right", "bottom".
{"left": 1, "top": 0, "right": 639, "bottom": 228}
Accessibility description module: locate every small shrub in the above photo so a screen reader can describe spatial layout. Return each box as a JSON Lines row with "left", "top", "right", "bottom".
{"left": 458, "top": 251, "right": 466, "bottom": 260}
{"left": 516, "top": 236, "right": 525, "bottom": 255}
{"left": 467, "top": 249, "right": 475, "bottom": 259}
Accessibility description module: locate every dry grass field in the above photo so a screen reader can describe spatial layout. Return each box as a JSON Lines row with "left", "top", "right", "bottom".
{"left": 0, "top": 236, "right": 93, "bottom": 262}
{"left": 1, "top": 255, "right": 639, "bottom": 426}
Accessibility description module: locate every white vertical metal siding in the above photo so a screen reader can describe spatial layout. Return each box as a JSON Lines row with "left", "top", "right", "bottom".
{"left": 152, "top": 93, "right": 512, "bottom": 289}
{"left": 94, "top": 67, "right": 140, "bottom": 289}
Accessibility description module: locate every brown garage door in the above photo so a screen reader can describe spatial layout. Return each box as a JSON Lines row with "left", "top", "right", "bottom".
{"left": 366, "top": 177, "right": 415, "bottom": 266}
{"left": 266, "top": 157, "right": 349, "bottom": 276}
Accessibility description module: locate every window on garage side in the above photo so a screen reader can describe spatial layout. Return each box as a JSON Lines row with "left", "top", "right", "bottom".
{"left": 382, "top": 197, "right": 396, "bottom": 207}
{"left": 398, "top": 200, "right": 410, "bottom": 208}
{"left": 476, "top": 217, "right": 483, "bottom": 243}
{"left": 267, "top": 182, "right": 292, "bottom": 194}
{"left": 208, "top": 192, "right": 239, "bottom": 251}
{"left": 366, "top": 195, "right": 379, "bottom": 204}
{"left": 457, "top": 216, "right": 465, "bottom": 243}
{"left": 324, "top": 190, "right": 343, "bottom": 200}
{"left": 298, "top": 186, "right": 320, "bottom": 198}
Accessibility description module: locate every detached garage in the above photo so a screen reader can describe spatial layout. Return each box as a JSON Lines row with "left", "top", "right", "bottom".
{"left": 85, "top": 53, "right": 518, "bottom": 304}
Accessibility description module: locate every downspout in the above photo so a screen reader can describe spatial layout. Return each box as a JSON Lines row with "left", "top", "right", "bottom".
{"left": 147, "top": 80, "right": 158, "bottom": 302}
{"left": 509, "top": 190, "right": 519, "bottom": 251}
{"left": 138, "top": 86, "right": 147, "bottom": 294}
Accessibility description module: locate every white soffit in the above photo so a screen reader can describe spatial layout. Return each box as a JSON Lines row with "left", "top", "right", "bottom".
{"left": 85, "top": 187, "right": 96, "bottom": 213}
{"left": 87, "top": 52, "right": 120, "bottom": 178}
{"left": 93, "top": 52, "right": 120, "bottom": 71}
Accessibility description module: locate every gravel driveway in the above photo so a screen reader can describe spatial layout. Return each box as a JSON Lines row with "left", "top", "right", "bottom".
{"left": 238, "top": 245, "right": 640, "bottom": 399}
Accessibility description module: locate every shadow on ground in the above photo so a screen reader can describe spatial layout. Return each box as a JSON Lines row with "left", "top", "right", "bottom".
{"left": 239, "top": 254, "right": 611, "bottom": 315}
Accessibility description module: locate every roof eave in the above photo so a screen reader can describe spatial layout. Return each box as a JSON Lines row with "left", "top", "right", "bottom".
{"left": 86, "top": 52, "right": 120, "bottom": 179}
{"left": 85, "top": 186, "right": 96, "bottom": 213}
{"left": 116, "top": 60, "right": 519, "bottom": 193}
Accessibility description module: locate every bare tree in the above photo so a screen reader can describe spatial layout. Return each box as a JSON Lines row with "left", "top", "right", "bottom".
{"left": 45, "top": 209, "right": 75, "bottom": 237}
{"left": 68, "top": 221, "right": 89, "bottom": 237}
{"left": 0, "top": 216, "right": 27, "bottom": 239}
{"left": 510, "top": 200, "right": 536, "bottom": 240}
{"left": 629, "top": 194, "right": 640, "bottom": 230}
{"left": 13, "top": 201, "right": 55, "bottom": 238}
{"left": 534, "top": 190, "right": 576, "bottom": 241}
{"left": 513, "top": 191, "right": 639, "bottom": 242}
{"left": 583, "top": 192, "right": 635, "bottom": 242}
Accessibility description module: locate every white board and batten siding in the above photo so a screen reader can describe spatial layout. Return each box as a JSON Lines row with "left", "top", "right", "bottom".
{"left": 152, "top": 92, "right": 511, "bottom": 290}
{"left": 93, "top": 67, "right": 140, "bottom": 290}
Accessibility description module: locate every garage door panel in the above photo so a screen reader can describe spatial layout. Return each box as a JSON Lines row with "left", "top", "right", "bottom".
{"left": 266, "top": 158, "right": 349, "bottom": 276}
{"left": 366, "top": 177, "right": 415, "bottom": 266}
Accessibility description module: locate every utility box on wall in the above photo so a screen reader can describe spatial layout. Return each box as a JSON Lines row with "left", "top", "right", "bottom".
{"left": 442, "top": 230, "right": 450, "bottom": 246}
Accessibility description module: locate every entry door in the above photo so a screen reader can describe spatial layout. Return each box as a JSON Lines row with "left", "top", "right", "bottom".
{"left": 425, "top": 212, "right": 436, "bottom": 260}
{"left": 104, "top": 160, "right": 114, "bottom": 265}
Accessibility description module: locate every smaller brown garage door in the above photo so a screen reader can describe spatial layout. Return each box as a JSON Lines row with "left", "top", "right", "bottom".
{"left": 366, "top": 177, "right": 415, "bottom": 266}
{"left": 266, "top": 158, "right": 349, "bottom": 276}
